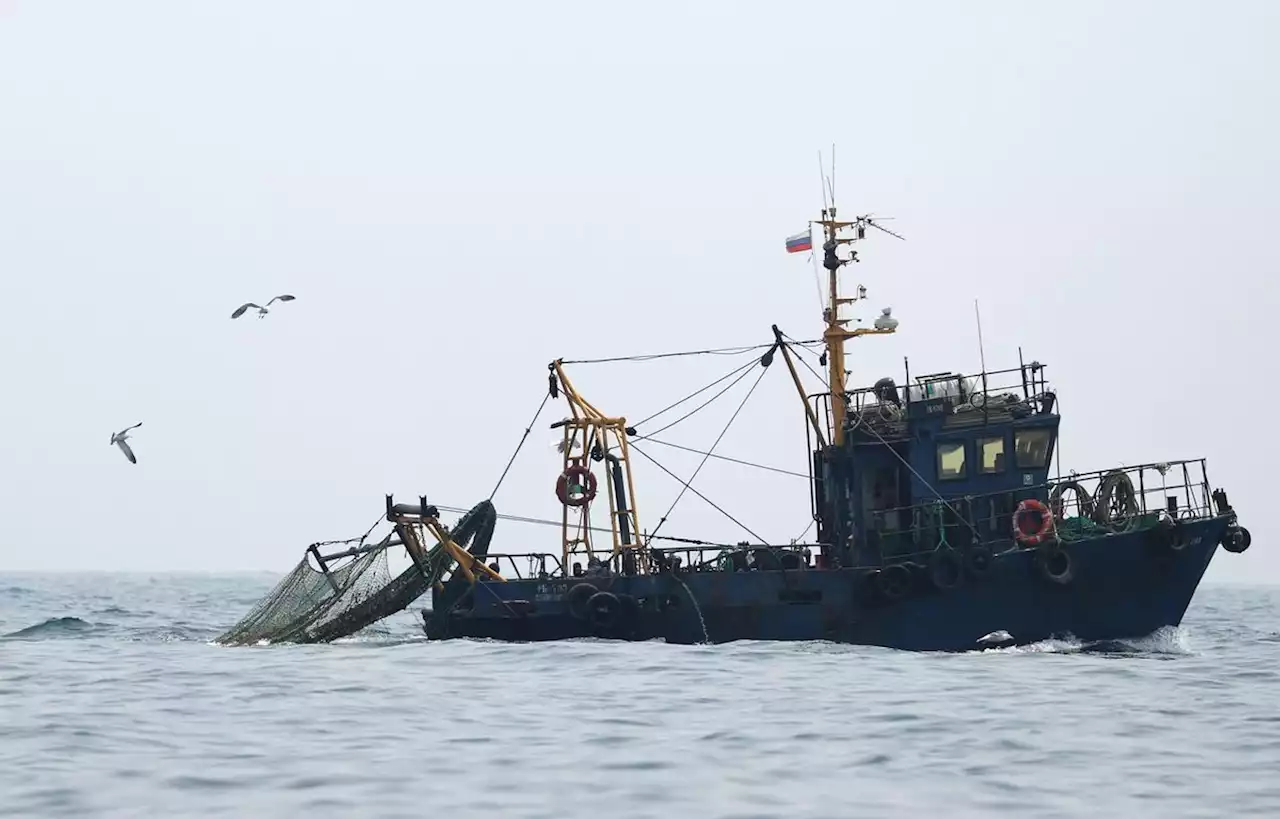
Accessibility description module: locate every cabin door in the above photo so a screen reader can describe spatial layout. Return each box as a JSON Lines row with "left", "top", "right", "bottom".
{"left": 862, "top": 465, "right": 902, "bottom": 530}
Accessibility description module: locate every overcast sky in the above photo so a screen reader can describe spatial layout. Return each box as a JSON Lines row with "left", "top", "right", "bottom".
{"left": 1, "top": 1, "right": 1276, "bottom": 585}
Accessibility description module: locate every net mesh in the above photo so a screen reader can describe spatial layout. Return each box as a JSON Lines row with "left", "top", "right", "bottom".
{"left": 214, "top": 548, "right": 386, "bottom": 645}
{"left": 214, "top": 500, "right": 496, "bottom": 646}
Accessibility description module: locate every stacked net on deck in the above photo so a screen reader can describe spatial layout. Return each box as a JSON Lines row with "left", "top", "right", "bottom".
{"left": 214, "top": 500, "right": 496, "bottom": 646}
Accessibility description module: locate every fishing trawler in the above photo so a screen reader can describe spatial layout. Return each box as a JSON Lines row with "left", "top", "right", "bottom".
{"left": 218, "top": 195, "right": 1254, "bottom": 652}
{"left": 382, "top": 199, "right": 1251, "bottom": 651}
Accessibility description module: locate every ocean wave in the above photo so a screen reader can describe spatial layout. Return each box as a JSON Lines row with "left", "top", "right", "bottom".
{"left": 2, "top": 616, "right": 97, "bottom": 640}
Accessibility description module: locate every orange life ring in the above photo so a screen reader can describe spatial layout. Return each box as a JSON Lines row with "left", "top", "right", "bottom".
{"left": 556, "top": 465, "right": 598, "bottom": 507}
{"left": 1013, "top": 498, "right": 1054, "bottom": 546}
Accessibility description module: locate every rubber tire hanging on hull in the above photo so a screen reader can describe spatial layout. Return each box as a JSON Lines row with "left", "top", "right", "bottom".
{"left": 1036, "top": 545, "right": 1075, "bottom": 585}
{"left": 585, "top": 591, "right": 638, "bottom": 637}
{"left": 566, "top": 582, "right": 598, "bottom": 620}
{"left": 966, "top": 545, "right": 994, "bottom": 580}
{"left": 1223, "top": 526, "right": 1252, "bottom": 554}
{"left": 928, "top": 548, "right": 964, "bottom": 591}
{"left": 872, "top": 563, "right": 912, "bottom": 602}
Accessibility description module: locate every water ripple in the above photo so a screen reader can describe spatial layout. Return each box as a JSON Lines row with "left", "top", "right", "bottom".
{"left": 0, "top": 575, "right": 1277, "bottom": 819}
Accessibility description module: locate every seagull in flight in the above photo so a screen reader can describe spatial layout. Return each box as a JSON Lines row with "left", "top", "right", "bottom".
{"left": 110, "top": 422, "right": 142, "bottom": 465}
{"left": 231, "top": 294, "right": 296, "bottom": 320}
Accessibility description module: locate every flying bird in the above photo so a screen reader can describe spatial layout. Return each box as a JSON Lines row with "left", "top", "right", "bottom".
{"left": 110, "top": 422, "right": 142, "bottom": 465}
{"left": 231, "top": 294, "right": 296, "bottom": 319}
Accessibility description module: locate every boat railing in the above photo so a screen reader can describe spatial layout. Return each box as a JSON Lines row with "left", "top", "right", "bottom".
{"left": 806, "top": 363, "right": 1053, "bottom": 444}
{"left": 863, "top": 458, "right": 1218, "bottom": 562}
{"left": 472, "top": 552, "right": 565, "bottom": 582}
{"left": 478, "top": 458, "right": 1215, "bottom": 578}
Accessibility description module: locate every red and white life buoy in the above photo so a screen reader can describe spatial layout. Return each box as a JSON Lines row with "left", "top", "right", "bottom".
{"left": 1013, "top": 498, "right": 1054, "bottom": 546}
{"left": 556, "top": 464, "right": 598, "bottom": 508}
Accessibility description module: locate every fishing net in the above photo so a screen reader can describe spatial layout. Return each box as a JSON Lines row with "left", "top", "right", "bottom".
{"left": 213, "top": 547, "right": 386, "bottom": 645}
{"left": 214, "top": 500, "right": 497, "bottom": 646}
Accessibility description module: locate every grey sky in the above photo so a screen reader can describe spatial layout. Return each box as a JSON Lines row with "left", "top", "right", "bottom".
{"left": 1, "top": 1, "right": 1275, "bottom": 584}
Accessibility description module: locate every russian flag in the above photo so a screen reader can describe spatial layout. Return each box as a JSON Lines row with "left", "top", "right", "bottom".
{"left": 785, "top": 229, "right": 812, "bottom": 254}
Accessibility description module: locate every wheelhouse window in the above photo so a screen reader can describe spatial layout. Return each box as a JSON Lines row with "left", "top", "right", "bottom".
{"left": 1015, "top": 428, "right": 1053, "bottom": 468}
{"left": 936, "top": 441, "right": 967, "bottom": 480}
{"left": 977, "top": 435, "right": 1006, "bottom": 474}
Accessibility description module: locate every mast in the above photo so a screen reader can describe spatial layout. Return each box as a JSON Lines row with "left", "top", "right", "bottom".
{"left": 816, "top": 204, "right": 900, "bottom": 446}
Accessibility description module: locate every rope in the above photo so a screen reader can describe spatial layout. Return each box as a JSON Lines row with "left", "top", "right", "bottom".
{"left": 633, "top": 436, "right": 809, "bottom": 479}
{"left": 782, "top": 330, "right": 826, "bottom": 363}
{"left": 310, "top": 512, "right": 387, "bottom": 550}
{"left": 631, "top": 443, "right": 768, "bottom": 545}
{"left": 788, "top": 338, "right": 831, "bottom": 386}
{"left": 489, "top": 390, "right": 552, "bottom": 502}
{"left": 792, "top": 517, "right": 816, "bottom": 544}
{"left": 645, "top": 359, "right": 773, "bottom": 542}
{"left": 634, "top": 358, "right": 759, "bottom": 428}
{"left": 640, "top": 362, "right": 757, "bottom": 438}
{"left": 426, "top": 503, "right": 744, "bottom": 549}
{"left": 934, "top": 500, "right": 950, "bottom": 549}
{"left": 562, "top": 340, "right": 819, "bottom": 365}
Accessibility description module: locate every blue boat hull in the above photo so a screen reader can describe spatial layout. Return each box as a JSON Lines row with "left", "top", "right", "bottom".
{"left": 422, "top": 517, "right": 1230, "bottom": 651}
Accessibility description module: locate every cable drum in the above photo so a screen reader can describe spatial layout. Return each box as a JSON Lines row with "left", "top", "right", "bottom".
{"left": 1093, "top": 471, "right": 1140, "bottom": 530}
{"left": 1049, "top": 481, "right": 1095, "bottom": 522}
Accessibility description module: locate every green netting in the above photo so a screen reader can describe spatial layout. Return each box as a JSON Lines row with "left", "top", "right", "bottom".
{"left": 1057, "top": 511, "right": 1161, "bottom": 541}
{"left": 288, "top": 546, "right": 447, "bottom": 644}
{"left": 214, "top": 500, "right": 497, "bottom": 646}
{"left": 213, "top": 546, "right": 387, "bottom": 645}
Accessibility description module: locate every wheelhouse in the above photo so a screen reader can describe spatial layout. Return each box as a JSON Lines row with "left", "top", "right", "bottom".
{"left": 807, "top": 360, "right": 1064, "bottom": 566}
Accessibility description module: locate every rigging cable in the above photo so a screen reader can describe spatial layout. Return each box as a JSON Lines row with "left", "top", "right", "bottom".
{"left": 424, "top": 503, "right": 745, "bottom": 549}
{"left": 639, "top": 362, "right": 757, "bottom": 438}
{"left": 309, "top": 512, "right": 388, "bottom": 551}
{"left": 643, "top": 354, "right": 774, "bottom": 543}
{"left": 562, "top": 340, "right": 817, "bottom": 365}
{"left": 786, "top": 336, "right": 833, "bottom": 388}
{"left": 633, "top": 436, "right": 808, "bottom": 479}
{"left": 489, "top": 389, "right": 553, "bottom": 502}
{"left": 630, "top": 444, "right": 768, "bottom": 545}
{"left": 781, "top": 331, "right": 831, "bottom": 376}
{"left": 634, "top": 357, "right": 759, "bottom": 428}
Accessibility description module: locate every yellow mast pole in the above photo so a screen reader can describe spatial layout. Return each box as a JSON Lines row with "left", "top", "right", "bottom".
{"left": 821, "top": 212, "right": 849, "bottom": 447}
{"left": 818, "top": 208, "right": 897, "bottom": 447}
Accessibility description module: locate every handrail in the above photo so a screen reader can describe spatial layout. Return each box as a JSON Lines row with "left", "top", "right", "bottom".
{"left": 864, "top": 459, "right": 1212, "bottom": 520}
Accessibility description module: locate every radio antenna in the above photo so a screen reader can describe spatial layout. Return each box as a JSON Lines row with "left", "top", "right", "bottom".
{"left": 975, "top": 299, "right": 989, "bottom": 396}
{"left": 817, "top": 150, "right": 829, "bottom": 212}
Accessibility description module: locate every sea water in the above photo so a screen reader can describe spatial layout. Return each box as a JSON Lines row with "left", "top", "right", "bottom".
{"left": 2, "top": 573, "right": 1278, "bottom": 818}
